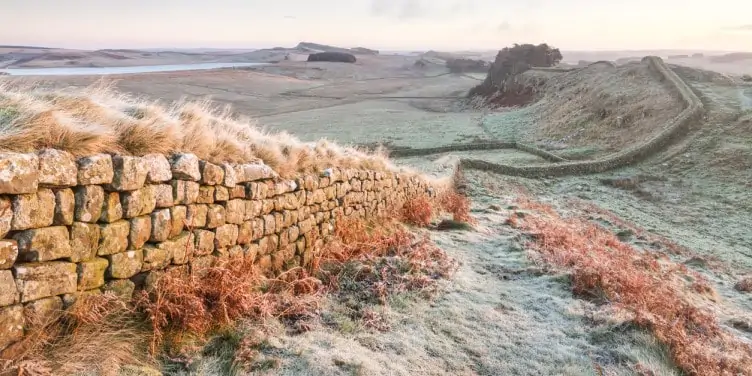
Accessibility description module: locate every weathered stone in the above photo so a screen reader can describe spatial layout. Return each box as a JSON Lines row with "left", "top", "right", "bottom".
{"left": 214, "top": 186, "right": 230, "bottom": 202}
{"left": 191, "top": 255, "right": 215, "bottom": 278}
{"left": 23, "top": 296, "right": 63, "bottom": 330}
{"left": 274, "top": 213, "right": 284, "bottom": 232}
{"left": 0, "top": 240, "right": 18, "bottom": 270}
{"left": 159, "top": 232, "right": 194, "bottom": 265}
{"left": 228, "top": 245, "right": 243, "bottom": 259}
{"left": 121, "top": 185, "right": 156, "bottom": 218}
{"left": 14, "top": 262, "right": 77, "bottom": 302}
{"left": 142, "top": 154, "right": 173, "bottom": 183}
{"left": 37, "top": 149, "right": 77, "bottom": 187}
{"left": 197, "top": 186, "right": 215, "bottom": 204}
{"left": 69, "top": 222, "right": 100, "bottom": 262}
{"left": 236, "top": 163, "right": 276, "bottom": 183}
{"left": 108, "top": 155, "right": 148, "bottom": 191}
{"left": 244, "top": 200, "right": 261, "bottom": 220}
{"left": 215, "top": 224, "right": 239, "bottom": 249}
{"left": 170, "top": 153, "right": 201, "bottom": 181}
{"left": 206, "top": 204, "right": 225, "bottom": 229}
{"left": 61, "top": 289, "right": 102, "bottom": 308}
{"left": 194, "top": 229, "right": 215, "bottom": 256}
{"left": 128, "top": 216, "right": 152, "bottom": 250}
{"left": 260, "top": 235, "right": 278, "bottom": 255}
{"left": 150, "top": 208, "right": 171, "bottom": 242}
{"left": 244, "top": 243, "right": 260, "bottom": 262}
{"left": 237, "top": 221, "right": 253, "bottom": 245}
{"left": 77, "top": 154, "right": 114, "bottom": 185}
{"left": 221, "top": 163, "right": 237, "bottom": 187}
{"left": 186, "top": 204, "right": 208, "bottom": 228}
{"left": 200, "top": 161, "right": 224, "bottom": 185}
{"left": 103, "top": 279, "right": 135, "bottom": 301}
{"left": 142, "top": 246, "right": 171, "bottom": 271}
{"left": 52, "top": 188, "right": 75, "bottom": 225}
{"left": 230, "top": 185, "right": 245, "bottom": 199}
{"left": 271, "top": 252, "right": 285, "bottom": 273}
{"left": 0, "top": 270, "right": 19, "bottom": 306}
{"left": 13, "top": 226, "right": 72, "bottom": 262}
{"left": 106, "top": 250, "right": 143, "bottom": 279}
{"left": 74, "top": 185, "right": 104, "bottom": 223}
{"left": 226, "top": 199, "right": 245, "bottom": 224}
{"left": 263, "top": 214, "right": 276, "bottom": 235}
{"left": 169, "top": 206, "right": 187, "bottom": 238}
{"left": 77, "top": 258, "right": 109, "bottom": 290}
{"left": 97, "top": 220, "right": 129, "bottom": 256}
{"left": 153, "top": 184, "right": 174, "bottom": 208}
{"left": 0, "top": 305, "right": 23, "bottom": 349}
{"left": 0, "top": 153, "right": 39, "bottom": 194}
{"left": 261, "top": 199, "right": 275, "bottom": 214}
{"left": 0, "top": 197, "right": 10, "bottom": 239}
{"left": 99, "top": 192, "right": 123, "bottom": 223}
{"left": 288, "top": 225, "right": 300, "bottom": 244}
{"left": 173, "top": 180, "right": 200, "bottom": 205}
{"left": 251, "top": 218, "right": 265, "bottom": 241}
{"left": 11, "top": 189, "right": 55, "bottom": 230}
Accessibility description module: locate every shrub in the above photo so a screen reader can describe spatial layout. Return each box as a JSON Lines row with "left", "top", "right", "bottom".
{"left": 401, "top": 196, "right": 433, "bottom": 227}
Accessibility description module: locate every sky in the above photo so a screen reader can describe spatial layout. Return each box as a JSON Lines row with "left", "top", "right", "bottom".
{"left": 2, "top": 0, "right": 751, "bottom": 51}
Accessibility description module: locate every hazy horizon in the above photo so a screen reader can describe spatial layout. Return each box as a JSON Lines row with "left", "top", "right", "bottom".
{"left": 3, "top": 0, "right": 752, "bottom": 52}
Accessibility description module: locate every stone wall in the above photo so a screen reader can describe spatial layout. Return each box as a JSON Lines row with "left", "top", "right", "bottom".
{"left": 0, "top": 151, "right": 432, "bottom": 351}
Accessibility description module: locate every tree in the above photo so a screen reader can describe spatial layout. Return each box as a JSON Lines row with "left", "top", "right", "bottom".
{"left": 469, "top": 43, "right": 562, "bottom": 98}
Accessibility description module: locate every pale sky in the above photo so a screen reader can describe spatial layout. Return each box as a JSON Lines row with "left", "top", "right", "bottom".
{"left": 2, "top": 0, "right": 751, "bottom": 51}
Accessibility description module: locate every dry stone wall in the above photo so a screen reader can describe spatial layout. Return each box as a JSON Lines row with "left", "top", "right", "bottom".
{"left": 0, "top": 151, "right": 432, "bottom": 351}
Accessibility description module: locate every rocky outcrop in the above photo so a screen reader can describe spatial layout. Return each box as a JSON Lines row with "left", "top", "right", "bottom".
{"left": 307, "top": 52, "right": 357, "bottom": 63}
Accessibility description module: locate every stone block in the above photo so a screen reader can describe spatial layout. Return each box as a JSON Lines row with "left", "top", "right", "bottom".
{"left": 271, "top": 252, "right": 285, "bottom": 273}
{"left": 100, "top": 191, "right": 123, "bottom": 223}
{"left": 237, "top": 221, "right": 253, "bottom": 245}
{"left": 160, "top": 232, "right": 194, "bottom": 265}
{"left": 230, "top": 185, "right": 246, "bottom": 199}
{"left": 274, "top": 212, "right": 284, "bottom": 232}
{"left": 150, "top": 208, "right": 172, "bottom": 242}
{"left": 22, "top": 297, "right": 63, "bottom": 331}
{"left": 108, "top": 155, "right": 148, "bottom": 191}
{"left": 221, "top": 163, "right": 237, "bottom": 187}
{"left": 74, "top": 185, "right": 104, "bottom": 223}
{"left": 228, "top": 245, "right": 243, "bottom": 259}
{"left": 61, "top": 289, "right": 102, "bottom": 308}
{"left": 53, "top": 188, "right": 75, "bottom": 225}
{"left": 225, "top": 199, "right": 245, "bottom": 224}
{"left": 66, "top": 223, "right": 100, "bottom": 264}
{"left": 288, "top": 225, "right": 300, "bottom": 244}
{"left": 0, "top": 240, "right": 17, "bottom": 270}
{"left": 261, "top": 199, "right": 275, "bottom": 215}
{"left": 77, "top": 257, "right": 109, "bottom": 290}
{"left": 169, "top": 206, "right": 187, "bottom": 238}
{"left": 103, "top": 279, "right": 135, "bottom": 301}
{"left": 245, "top": 199, "right": 262, "bottom": 219}
{"left": 11, "top": 189, "right": 55, "bottom": 230}
{"left": 128, "top": 216, "right": 152, "bottom": 250}
{"left": 260, "top": 235, "right": 278, "bottom": 255}
{"left": 142, "top": 154, "right": 172, "bottom": 183}
{"left": 37, "top": 149, "right": 77, "bottom": 187}
{"left": 153, "top": 184, "right": 174, "bottom": 208}
{"left": 106, "top": 250, "right": 143, "bottom": 279}
{"left": 244, "top": 243, "right": 259, "bottom": 262}
{"left": 0, "top": 305, "right": 23, "bottom": 349}
{"left": 186, "top": 204, "right": 208, "bottom": 228}
{"left": 236, "top": 163, "right": 276, "bottom": 183}
{"left": 193, "top": 229, "right": 216, "bottom": 256}
{"left": 206, "top": 204, "right": 225, "bottom": 229}
{"left": 200, "top": 161, "right": 224, "bottom": 185}
{"left": 170, "top": 153, "right": 201, "bottom": 181}
{"left": 13, "top": 226, "right": 72, "bottom": 262}
{"left": 215, "top": 224, "right": 238, "bottom": 249}
{"left": 142, "top": 246, "right": 171, "bottom": 271}
{"left": 121, "top": 185, "right": 156, "bottom": 218}
{"left": 191, "top": 255, "right": 215, "bottom": 277}
{"left": 97, "top": 220, "right": 129, "bottom": 256}
{"left": 263, "top": 214, "right": 275, "bottom": 236}
{"left": 251, "top": 218, "right": 264, "bottom": 241}
{"left": 14, "top": 261, "right": 77, "bottom": 302}
{"left": 197, "top": 186, "right": 215, "bottom": 204}
{"left": 77, "top": 154, "right": 113, "bottom": 185}
{"left": 0, "top": 153, "right": 39, "bottom": 194}
{"left": 0, "top": 270, "right": 19, "bottom": 306}
{"left": 173, "top": 180, "right": 200, "bottom": 205}
{"left": 0, "top": 197, "right": 10, "bottom": 239}
{"left": 215, "top": 186, "right": 229, "bottom": 202}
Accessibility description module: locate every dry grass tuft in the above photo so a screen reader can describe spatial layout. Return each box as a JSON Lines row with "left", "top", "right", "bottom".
{"left": 400, "top": 196, "right": 434, "bottom": 227}
{"left": 514, "top": 198, "right": 752, "bottom": 376}
{"left": 0, "top": 82, "right": 404, "bottom": 178}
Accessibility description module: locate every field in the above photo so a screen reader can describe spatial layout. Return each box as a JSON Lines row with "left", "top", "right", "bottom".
{"left": 2, "top": 51, "right": 752, "bottom": 375}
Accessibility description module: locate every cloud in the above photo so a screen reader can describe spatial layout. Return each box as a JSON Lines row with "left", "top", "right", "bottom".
{"left": 497, "top": 21, "right": 512, "bottom": 31}
{"left": 723, "top": 24, "right": 752, "bottom": 31}
{"left": 370, "top": 0, "right": 477, "bottom": 20}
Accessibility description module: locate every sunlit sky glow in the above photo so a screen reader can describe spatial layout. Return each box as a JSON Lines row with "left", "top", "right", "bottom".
{"left": 2, "top": 0, "right": 751, "bottom": 51}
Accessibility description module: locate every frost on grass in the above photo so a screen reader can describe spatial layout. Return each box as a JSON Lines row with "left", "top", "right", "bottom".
{"left": 0, "top": 81, "right": 403, "bottom": 178}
